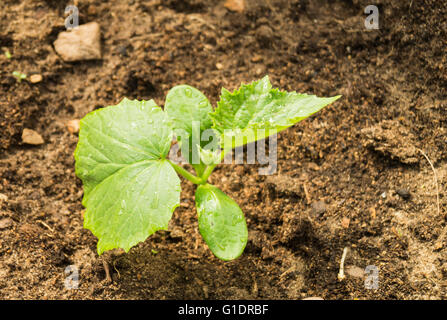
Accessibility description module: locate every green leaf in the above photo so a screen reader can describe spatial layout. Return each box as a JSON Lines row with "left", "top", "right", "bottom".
{"left": 197, "top": 144, "right": 221, "bottom": 165}
{"left": 165, "top": 85, "right": 217, "bottom": 175}
{"left": 4, "top": 50, "right": 12, "bottom": 59}
{"left": 12, "top": 71, "right": 26, "bottom": 82}
{"left": 75, "top": 98, "right": 180, "bottom": 254}
{"left": 195, "top": 184, "right": 248, "bottom": 261}
{"left": 84, "top": 160, "right": 180, "bottom": 254}
{"left": 165, "top": 85, "right": 213, "bottom": 135}
{"left": 210, "top": 75, "right": 341, "bottom": 149}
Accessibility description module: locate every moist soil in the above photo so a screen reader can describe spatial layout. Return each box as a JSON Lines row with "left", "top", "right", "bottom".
{"left": 0, "top": 0, "right": 446, "bottom": 299}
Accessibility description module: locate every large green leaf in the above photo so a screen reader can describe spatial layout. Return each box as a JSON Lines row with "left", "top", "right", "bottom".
{"left": 195, "top": 184, "right": 248, "bottom": 260}
{"left": 210, "top": 76, "right": 341, "bottom": 149}
{"left": 74, "top": 98, "right": 180, "bottom": 254}
{"left": 165, "top": 85, "right": 216, "bottom": 175}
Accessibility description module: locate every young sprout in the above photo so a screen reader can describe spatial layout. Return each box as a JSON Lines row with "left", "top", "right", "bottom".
{"left": 12, "top": 71, "right": 27, "bottom": 83}
{"left": 4, "top": 50, "right": 12, "bottom": 59}
{"left": 74, "top": 76, "right": 341, "bottom": 260}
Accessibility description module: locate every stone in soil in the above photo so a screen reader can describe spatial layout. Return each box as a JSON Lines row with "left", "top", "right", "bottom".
{"left": 54, "top": 22, "right": 101, "bottom": 61}
{"left": 341, "top": 217, "right": 350, "bottom": 229}
{"left": 396, "top": 188, "right": 411, "bottom": 200}
{"left": 22, "top": 129, "right": 44, "bottom": 145}
{"left": 311, "top": 200, "right": 326, "bottom": 216}
{"left": 346, "top": 266, "right": 365, "bottom": 278}
{"left": 0, "top": 218, "right": 13, "bottom": 230}
{"left": 29, "top": 74, "right": 42, "bottom": 83}
{"left": 66, "top": 119, "right": 80, "bottom": 134}
{"left": 0, "top": 193, "right": 7, "bottom": 202}
{"left": 256, "top": 25, "right": 274, "bottom": 44}
{"left": 224, "top": 0, "right": 245, "bottom": 13}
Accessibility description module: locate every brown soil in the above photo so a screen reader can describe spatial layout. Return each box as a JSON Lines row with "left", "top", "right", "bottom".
{"left": 0, "top": 0, "right": 446, "bottom": 299}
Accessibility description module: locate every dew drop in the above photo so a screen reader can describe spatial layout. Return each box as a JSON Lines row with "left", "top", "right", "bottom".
{"left": 185, "top": 88, "right": 192, "bottom": 97}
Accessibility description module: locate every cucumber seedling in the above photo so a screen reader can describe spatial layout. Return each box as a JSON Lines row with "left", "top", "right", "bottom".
{"left": 74, "top": 76, "right": 340, "bottom": 260}
{"left": 12, "top": 71, "right": 26, "bottom": 83}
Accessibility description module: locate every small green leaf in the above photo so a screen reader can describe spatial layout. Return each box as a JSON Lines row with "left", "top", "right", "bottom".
{"left": 195, "top": 184, "right": 248, "bottom": 261}
{"left": 12, "top": 71, "right": 26, "bottom": 82}
{"left": 211, "top": 75, "right": 341, "bottom": 149}
{"left": 75, "top": 98, "right": 180, "bottom": 254}
{"left": 4, "top": 50, "right": 12, "bottom": 59}
{"left": 165, "top": 85, "right": 217, "bottom": 174}
{"left": 197, "top": 144, "right": 221, "bottom": 166}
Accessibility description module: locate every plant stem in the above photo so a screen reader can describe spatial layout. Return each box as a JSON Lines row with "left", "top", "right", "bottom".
{"left": 168, "top": 160, "right": 203, "bottom": 185}
{"left": 199, "top": 149, "right": 227, "bottom": 183}
{"left": 169, "top": 150, "right": 227, "bottom": 185}
{"left": 200, "top": 163, "right": 217, "bottom": 183}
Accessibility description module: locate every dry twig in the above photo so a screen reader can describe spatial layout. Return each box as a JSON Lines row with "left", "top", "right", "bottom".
{"left": 337, "top": 247, "right": 349, "bottom": 281}
{"left": 417, "top": 149, "right": 444, "bottom": 245}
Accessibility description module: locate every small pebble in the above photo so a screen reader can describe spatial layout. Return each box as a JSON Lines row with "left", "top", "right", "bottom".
{"left": 54, "top": 22, "right": 101, "bottom": 61}
{"left": 87, "top": 5, "right": 97, "bottom": 15}
{"left": 0, "top": 218, "right": 13, "bottom": 230}
{"left": 66, "top": 119, "right": 80, "bottom": 134}
{"left": 346, "top": 266, "right": 365, "bottom": 278}
{"left": 116, "top": 45, "right": 128, "bottom": 56}
{"left": 341, "top": 217, "right": 350, "bottom": 229}
{"left": 251, "top": 55, "right": 262, "bottom": 63}
{"left": 396, "top": 188, "right": 411, "bottom": 200}
{"left": 224, "top": 0, "right": 245, "bottom": 13}
{"left": 29, "top": 74, "right": 42, "bottom": 83}
{"left": 302, "top": 297, "right": 324, "bottom": 300}
{"left": 311, "top": 200, "right": 326, "bottom": 216}
{"left": 256, "top": 25, "right": 274, "bottom": 42}
{"left": 22, "top": 128, "right": 44, "bottom": 145}
{"left": 0, "top": 193, "right": 7, "bottom": 202}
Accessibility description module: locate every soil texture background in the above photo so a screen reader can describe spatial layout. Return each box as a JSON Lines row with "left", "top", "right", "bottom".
{"left": 0, "top": 0, "right": 446, "bottom": 299}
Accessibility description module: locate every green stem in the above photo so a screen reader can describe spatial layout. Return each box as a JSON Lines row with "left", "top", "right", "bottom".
{"left": 199, "top": 149, "right": 227, "bottom": 184}
{"left": 200, "top": 164, "right": 217, "bottom": 183}
{"left": 168, "top": 160, "right": 203, "bottom": 185}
